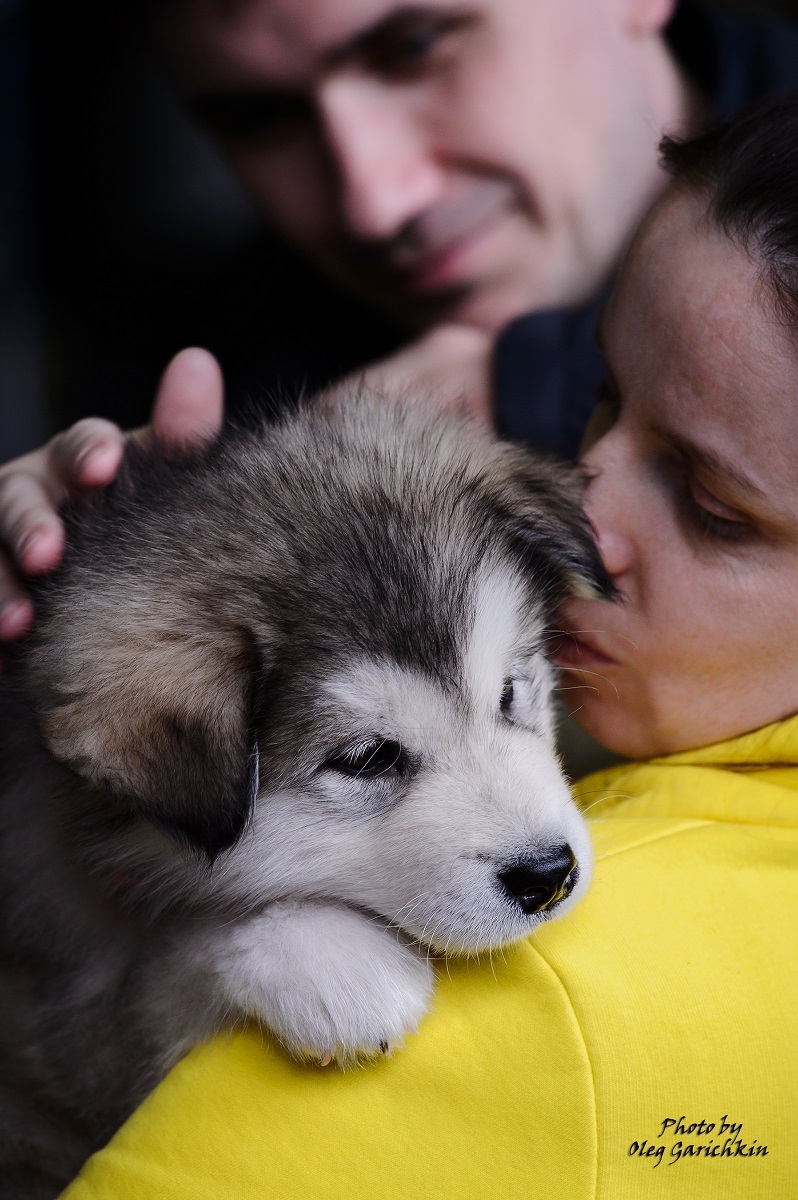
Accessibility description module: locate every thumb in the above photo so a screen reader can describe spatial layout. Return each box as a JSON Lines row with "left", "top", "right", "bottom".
{"left": 151, "top": 347, "right": 225, "bottom": 451}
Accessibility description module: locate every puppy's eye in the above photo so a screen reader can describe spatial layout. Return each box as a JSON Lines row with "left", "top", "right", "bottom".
{"left": 500, "top": 677, "right": 514, "bottom": 714}
{"left": 325, "top": 739, "right": 408, "bottom": 780}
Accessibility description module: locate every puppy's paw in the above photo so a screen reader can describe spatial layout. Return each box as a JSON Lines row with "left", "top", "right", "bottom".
{"left": 219, "top": 901, "right": 435, "bottom": 1063}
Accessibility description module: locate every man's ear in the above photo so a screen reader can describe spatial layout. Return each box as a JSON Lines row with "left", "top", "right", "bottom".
{"left": 485, "top": 445, "right": 617, "bottom": 603}
{"left": 30, "top": 611, "right": 262, "bottom": 863}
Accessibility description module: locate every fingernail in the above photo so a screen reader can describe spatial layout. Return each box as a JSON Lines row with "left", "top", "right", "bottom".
{"left": 18, "top": 531, "right": 39, "bottom": 558}
{"left": 76, "top": 443, "right": 100, "bottom": 466}
{"left": 18, "top": 528, "right": 60, "bottom": 574}
{"left": 0, "top": 600, "right": 33, "bottom": 640}
{"left": 77, "top": 443, "right": 118, "bottom": 478}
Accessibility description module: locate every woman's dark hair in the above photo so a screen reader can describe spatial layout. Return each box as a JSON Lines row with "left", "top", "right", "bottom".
{"left": 660, "top": 93, "right": 798, "bottom": 328}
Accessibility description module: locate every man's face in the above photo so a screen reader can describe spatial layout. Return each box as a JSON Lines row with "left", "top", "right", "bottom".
{"left": 553, "top": 188, "right": 798, "bottom": 759}
{"left": 155, "top": 0, "right": 677, "bottom": 331}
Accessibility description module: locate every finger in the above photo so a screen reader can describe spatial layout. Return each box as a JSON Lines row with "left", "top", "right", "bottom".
{"left": 356, "top": 325, "right": 493, "bottom": 424}
{"left": 47, "top": 417, "right": 126, "bottom": 492}
{"left": 0, "top": 557, "right": 34, "bottom": 641}
{"left": 151, "top": 347, "right": 225, "bottom": 451}
{"left": 0, "top": 470, "right": 66, "bottom": 575}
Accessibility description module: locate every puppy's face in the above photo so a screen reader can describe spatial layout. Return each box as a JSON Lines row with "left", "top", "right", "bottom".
{"left": 28, "top": 400, "right": 612, "bottom": 951}
{"left": 210, "top": 559, "right": 588, "bottom": 954}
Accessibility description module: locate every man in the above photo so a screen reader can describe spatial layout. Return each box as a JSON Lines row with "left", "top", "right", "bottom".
{"left": 0, "top": 0, "right": 796, "bottom": 640}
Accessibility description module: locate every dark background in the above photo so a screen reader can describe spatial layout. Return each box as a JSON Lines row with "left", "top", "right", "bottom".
{"left": 1, "top": 0, "right": 797, "bottom": 462}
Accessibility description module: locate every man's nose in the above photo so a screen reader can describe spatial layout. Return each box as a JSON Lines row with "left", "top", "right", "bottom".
{"left": 319, "top": 79, "right": 446, "bottom": 241}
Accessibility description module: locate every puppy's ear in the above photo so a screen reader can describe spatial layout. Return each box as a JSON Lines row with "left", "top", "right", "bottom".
{"left": 486, "top": 446, "right": 617, "bottom": 602}
{"left": 30, "top": 611, "right": 261, "bottom": 863}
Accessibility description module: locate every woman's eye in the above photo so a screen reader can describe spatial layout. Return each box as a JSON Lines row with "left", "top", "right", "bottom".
{"left": 681, "top": 476, "right": 751, "bottom": 542}
{"left": 325, "top": 739, "right": 408, "bottom": 780}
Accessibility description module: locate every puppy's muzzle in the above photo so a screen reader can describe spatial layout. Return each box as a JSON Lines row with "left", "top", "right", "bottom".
{"left": 498, "top": 844, "right": 578, "bottom": 915}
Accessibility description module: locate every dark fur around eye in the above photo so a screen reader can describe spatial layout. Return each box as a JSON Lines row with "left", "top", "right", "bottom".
{"left": 325, "top": 739, "right": 410, "bottom": 781}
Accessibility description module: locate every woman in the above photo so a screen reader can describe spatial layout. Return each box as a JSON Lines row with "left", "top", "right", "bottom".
{"left": 40, "top": 99, "right": 798, "bottom": 1197}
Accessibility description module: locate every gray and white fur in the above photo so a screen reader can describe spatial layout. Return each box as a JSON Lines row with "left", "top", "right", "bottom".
{"left": 0, "top": 392, "right": 613, "bottom": 1196}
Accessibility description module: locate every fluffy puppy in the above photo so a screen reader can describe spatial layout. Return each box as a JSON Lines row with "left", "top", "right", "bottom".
{"left": 0, "top": 392, "right": 612, "bottom": 1196}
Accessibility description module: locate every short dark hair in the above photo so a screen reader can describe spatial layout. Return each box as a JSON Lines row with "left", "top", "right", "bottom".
{"left": 660, "top": 93, "right": 798, "bottom": 329}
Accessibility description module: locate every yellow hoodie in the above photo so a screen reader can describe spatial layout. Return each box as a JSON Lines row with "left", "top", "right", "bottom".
{"left": 63, "top": 716, "right": 798, "bottom": 1200}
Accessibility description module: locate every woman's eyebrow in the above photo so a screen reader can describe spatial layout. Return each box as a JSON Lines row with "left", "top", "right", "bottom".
{"left": 649, "top": 422, "right": 767, "bottom": 499}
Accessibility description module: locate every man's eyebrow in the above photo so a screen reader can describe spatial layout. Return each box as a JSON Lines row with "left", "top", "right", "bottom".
{"left": 649, "top": 422, "right": 768, "bottom": 499}
{"left": 188, "top": 6, "right": 469, "bottom": 128}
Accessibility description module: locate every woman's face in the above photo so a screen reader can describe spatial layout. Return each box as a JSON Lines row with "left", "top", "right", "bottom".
{"left": 554, "top": 186, "right": 798, "bottom": 758}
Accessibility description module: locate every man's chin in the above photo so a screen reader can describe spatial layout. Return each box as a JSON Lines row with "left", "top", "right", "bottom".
{"left": 319, "top": 243, "right": 550, "bottom": 334}
{"left": 382, "top": 277, "right": 537, "bottom": 334}
{"left": 395, "top": 260, "right": 552, "bottom": 333}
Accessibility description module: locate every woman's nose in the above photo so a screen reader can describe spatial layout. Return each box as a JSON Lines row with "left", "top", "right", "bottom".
{"left": 581, "top": 445, "right": 636, "bottom": 582}
{"left": 319, "top": 78, "right": 446, "bottom": 241}
{"left": 593, "top": 526, "right": 635, "bottom": 579}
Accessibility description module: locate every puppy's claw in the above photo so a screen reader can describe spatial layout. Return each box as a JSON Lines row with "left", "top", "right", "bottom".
{"left": 298, "top": 1045, "right": 333, "bottom": 1066}
{"left": 379, "top": 1039, "right": 390, "bottom": 1056}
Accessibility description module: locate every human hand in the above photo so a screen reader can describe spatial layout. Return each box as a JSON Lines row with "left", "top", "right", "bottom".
{"left": 342, "top": 324, "right": 495, "bottom": 426}
{"left": 0, "top": 347, "right": 224, "bottom": 643}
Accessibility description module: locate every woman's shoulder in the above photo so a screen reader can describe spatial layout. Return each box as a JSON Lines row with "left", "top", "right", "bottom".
{"left": 62, "top": 724, "right": 798, "bottom": 1200}
{"left": 573, "top": 712, "right": 798, "bottom": 832}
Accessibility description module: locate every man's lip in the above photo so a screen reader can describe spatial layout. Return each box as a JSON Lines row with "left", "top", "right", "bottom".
{"left": 548, "top": 631, "right": 617, "bottom": 670}
{"left": 387, "top": 214, "right": 504, "bottom": 293}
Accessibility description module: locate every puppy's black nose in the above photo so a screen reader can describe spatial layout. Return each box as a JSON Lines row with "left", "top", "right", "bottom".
{"left": 498, "top": 844, "right": 577, "bottom": 915}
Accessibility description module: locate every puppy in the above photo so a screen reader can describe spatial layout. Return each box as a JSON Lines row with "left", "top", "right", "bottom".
{"left": 0, "top": 392, "right": 612, "bottom": 1196}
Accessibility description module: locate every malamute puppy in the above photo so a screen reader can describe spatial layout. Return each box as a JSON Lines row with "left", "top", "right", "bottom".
{"left": 0, "top": 392, "right": 612, "bottom": 1196}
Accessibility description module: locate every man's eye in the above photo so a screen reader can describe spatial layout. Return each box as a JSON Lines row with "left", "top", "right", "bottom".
{"left": 190, "top": 93, "right": 314, "bottom": 142}
{"left": 363, "top": 13, "right": 470, "bottom": 77}
{"left": 325, "top": 739, "right": 409, "bottom": 780}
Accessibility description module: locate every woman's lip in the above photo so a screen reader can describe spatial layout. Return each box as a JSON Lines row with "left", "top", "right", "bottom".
{"left": 549, "top": 632, "right": 617, "bottom": 671}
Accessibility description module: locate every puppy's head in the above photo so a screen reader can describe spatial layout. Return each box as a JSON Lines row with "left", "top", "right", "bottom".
{"left": 27, "top": 443, "right": 267, "bottom": 863}
{"left": 26, "top": 396, "right": 612, "bottom": 942}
